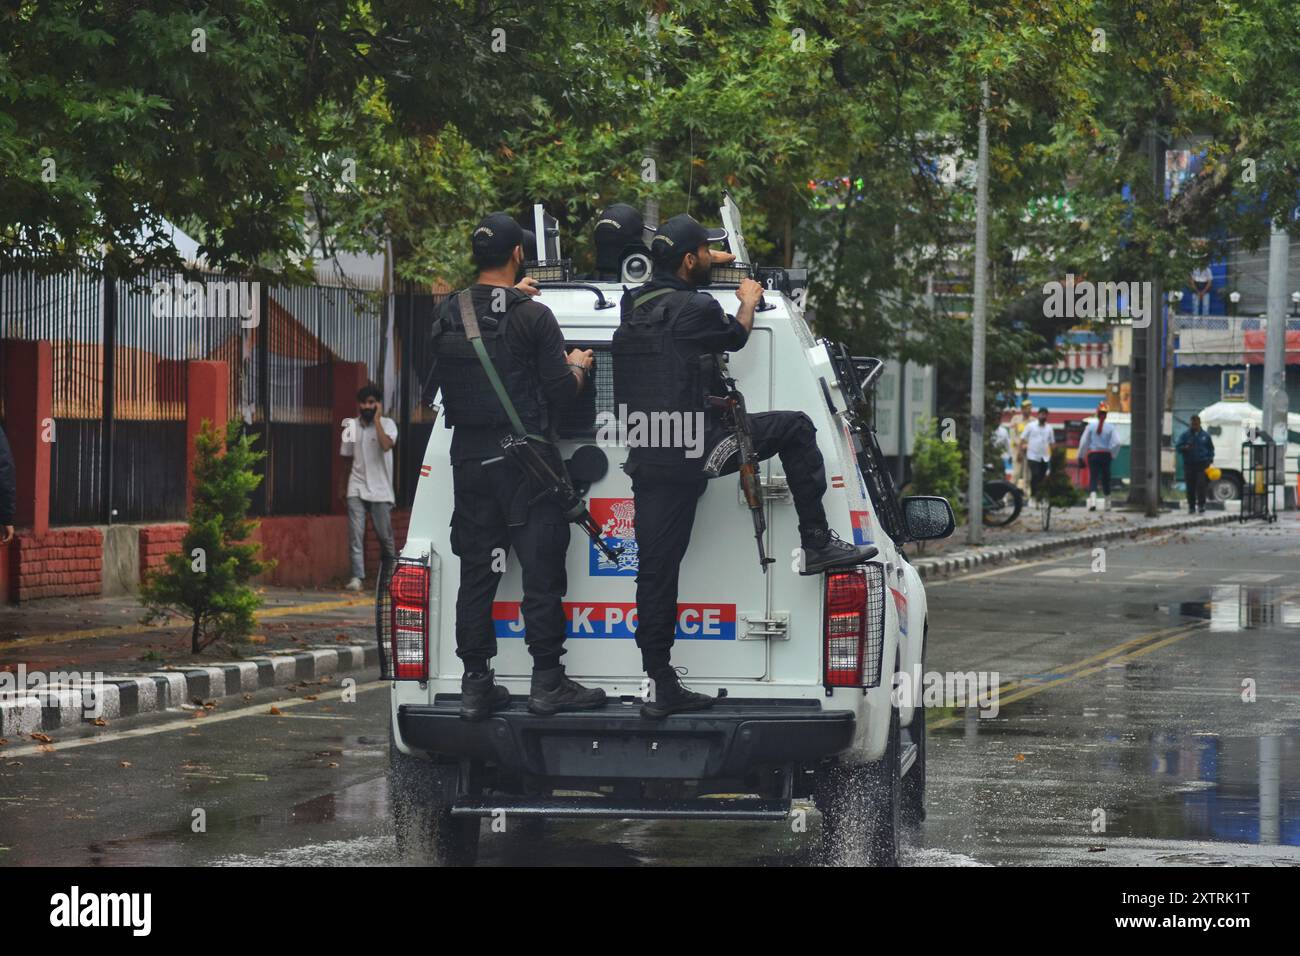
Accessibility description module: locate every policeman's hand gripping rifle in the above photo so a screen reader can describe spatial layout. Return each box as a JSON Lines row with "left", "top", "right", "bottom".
{"left": 704, "top": 369, "right": 775, "bottom": 574}
{"left": 500, "top": 436, "right": 624, "bottom": 566}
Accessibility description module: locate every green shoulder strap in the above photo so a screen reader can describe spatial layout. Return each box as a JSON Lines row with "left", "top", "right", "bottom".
{"left": 632, "top": 286, "right": 676, "bottom": 310}
{"left": 456, "top": 290, "right": 548, "bottom": 443}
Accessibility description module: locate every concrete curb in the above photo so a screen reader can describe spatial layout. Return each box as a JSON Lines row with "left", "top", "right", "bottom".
{"left": 911, "top": 512, "right": 1238, "bottom": 582}
{"left": 0, "top": 643, "right": 379, "bottom": 738}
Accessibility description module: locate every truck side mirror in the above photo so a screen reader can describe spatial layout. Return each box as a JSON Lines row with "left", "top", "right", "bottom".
{"left": 901, "top": 496, "right": 956, "bottom": 541}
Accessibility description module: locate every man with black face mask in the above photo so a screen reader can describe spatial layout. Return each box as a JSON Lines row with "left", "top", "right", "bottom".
{"left": 340, "top": 383, "right": 398, "bottom": 590}
{"left": 613, "top": 214, "right": 873, "bottom": 719}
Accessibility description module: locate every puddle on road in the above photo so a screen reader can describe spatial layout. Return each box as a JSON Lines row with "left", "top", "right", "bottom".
{"left": 1114, "top": 734, "right": 1300, "bottom": 847}
{"left": 1155, "top": 586, "right": 1300, "bottom": 632}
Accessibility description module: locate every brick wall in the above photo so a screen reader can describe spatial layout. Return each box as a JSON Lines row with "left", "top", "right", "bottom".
{"left": 10, "top": 528, "right": 103, "bottom": 601}
{"left": 139, "top": 524, "right": 187, "bottom": 580}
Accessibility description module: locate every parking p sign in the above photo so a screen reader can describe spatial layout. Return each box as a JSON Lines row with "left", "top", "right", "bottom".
{"left": 1221, "top": 368, "right": 1247, "bottom": 402}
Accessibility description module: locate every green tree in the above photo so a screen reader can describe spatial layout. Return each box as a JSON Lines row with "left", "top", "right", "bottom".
{"left": 141, "top": 420, "right": 273, "bottom": 653}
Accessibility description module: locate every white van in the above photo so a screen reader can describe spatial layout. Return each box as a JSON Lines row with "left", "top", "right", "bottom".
{"left": 1194, "top": 401, "right": 1300, "bottom": 501}
{"left": 379, "top": 257, "right": 954, "bottom": 866}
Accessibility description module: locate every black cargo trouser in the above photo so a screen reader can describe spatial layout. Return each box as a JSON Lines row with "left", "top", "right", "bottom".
{"left": 631, "top": 410, "right": 828, "bottom": 674}
{"left": 1184, "top": 457, "right": 1209, "bottom": 510}
{"left": 449, "top": 456, "right": 570, "bottom": 666}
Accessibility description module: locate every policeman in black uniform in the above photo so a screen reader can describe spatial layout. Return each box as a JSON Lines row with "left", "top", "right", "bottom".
{"left": 425, "top": 212, "right": 606, "bottom": 720}
{"left": 613, "top": 213, "right": 872, "bottom": 719}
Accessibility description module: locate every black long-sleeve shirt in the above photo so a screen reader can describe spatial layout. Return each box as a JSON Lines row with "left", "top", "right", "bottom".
{"left": 423, "top": 284, "right": 581, "bottom": 462}
{"left": 0, "top": 424, "right": 16, "bottom": 526}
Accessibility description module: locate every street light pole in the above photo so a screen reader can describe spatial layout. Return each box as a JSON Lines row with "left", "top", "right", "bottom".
{"left": 1263, "top": 222, "right": 1290, "bottom": 486}
{"left": 966, "top": 79, "right": 990, "bottom": 545}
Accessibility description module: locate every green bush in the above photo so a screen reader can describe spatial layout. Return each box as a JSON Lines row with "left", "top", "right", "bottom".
{"left": 909, "top": 417, "right": 967, "bottom": 522}
{"left": 141, "top": 420, "right": 275, "bottom": 653}
{"left": 1046, "top": 446, "right": 1084, "bottom": 508}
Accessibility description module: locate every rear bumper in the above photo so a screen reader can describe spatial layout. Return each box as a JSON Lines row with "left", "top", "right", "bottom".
{"left": 397, "top": 697, "right": 855, "bottom": 780}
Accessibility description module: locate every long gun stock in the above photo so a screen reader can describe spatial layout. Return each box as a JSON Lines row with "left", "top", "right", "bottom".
{"left": 501, "top": 436, "right": 624, "bottom": 566}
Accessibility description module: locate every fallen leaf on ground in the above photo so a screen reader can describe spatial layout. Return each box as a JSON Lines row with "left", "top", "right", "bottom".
{"left": 302, "top": 695, "right": 318, "bottom": 701}
{"left": 242, "top": 694, "right": 253, "bottom": 702}
{"left": 30, "top": 732, "right": 52, "bottom": 744}
{"left": 268, "top": 706, "right": 283, "bottom": 716}
{"left": 1014, "top": 753, "right": 1026, "bottom": 761}
{"left": 327, "top": 762, "right": 339, "bottom": 768}
{"left": 120, "top": 761, "right": 131, "bottom": 768}
{"left": 92, "top": 718, "right": 107, "bottom": 727}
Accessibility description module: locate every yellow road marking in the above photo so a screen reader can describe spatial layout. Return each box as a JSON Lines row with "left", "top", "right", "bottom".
{"left": 926, "top": 621, "right": 1207, "bottom": 731}
{"left": 0, "top": 597, "right": 372, "bottom": 652}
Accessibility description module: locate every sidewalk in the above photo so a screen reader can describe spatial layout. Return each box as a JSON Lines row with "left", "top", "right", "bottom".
{"left": 0, "top": 586, "right": 380, "bottom": 738}
{"left": 909, "top": 504, "right": 1239, "bottom": 580}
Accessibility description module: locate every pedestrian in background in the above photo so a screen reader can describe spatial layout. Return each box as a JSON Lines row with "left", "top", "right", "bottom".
{"left": 0, "top": 423, "right": 15, "bottom": 545}
{"left": 1076, "top": 402, "right": 1121, "bottom": 512}
{"left": 1020, "top": 406, "right": 1054, "bottom": 507}
{"left": 994, "top": 418, "right": 1013, "bottom": 481}
{"left": 1190, "top": 263, "right": 1213, "bottom": 316}
{"left": 340, "top": 383, "right": 398, "bottom": 590}
{"left": 1176, "top": 414, "right": 1215, "bottom": 514}
{"left": 1011, "top": 398, "right": 1033, "bottom": 493}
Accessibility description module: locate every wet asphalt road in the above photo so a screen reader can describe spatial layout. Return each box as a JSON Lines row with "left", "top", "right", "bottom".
{"left": 2, "top": 516, "right": 1298, "bottom": 867}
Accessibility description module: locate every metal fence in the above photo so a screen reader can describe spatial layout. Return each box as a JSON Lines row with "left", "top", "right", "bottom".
{"left": 0, "top": 265, "right": 398, "bottom": 524}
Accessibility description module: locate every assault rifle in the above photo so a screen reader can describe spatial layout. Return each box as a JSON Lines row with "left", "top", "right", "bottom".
{"left": 500, "top": 435, "right": 624, "bottom": 566}
{"left": 703, "top": 360, "right": 774, "bottom": 574}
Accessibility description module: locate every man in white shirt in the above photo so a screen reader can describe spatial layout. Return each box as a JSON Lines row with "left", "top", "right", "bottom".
{"left": 1076, "top": 402, "right": 1122, "bottom": 511}
{"left": 1019, "top": 406, "right": 1054, "bottom": 504}
{"left": 1190, "top": 264, "right": 1213, "bottom": 316}
{"left": 339, "top": 383, "right": 399, "bottom": 590}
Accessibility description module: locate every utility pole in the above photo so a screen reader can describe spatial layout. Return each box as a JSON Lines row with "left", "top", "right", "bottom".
{"left": 1263, "top": 220, "right": 1290, "bottom": 498}
{"left": 1129, "top": 127, "right": 1164, "bottom": 516}
{"left": 966, "top": 79, "right": 990, "bottom": 544}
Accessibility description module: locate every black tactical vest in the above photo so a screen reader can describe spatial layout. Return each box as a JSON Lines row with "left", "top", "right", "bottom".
{"left": 612, "top": 285, "right": 721, "bottom": 425}
{"left": 431, "top": 288, "right": 547, "bottom": 432}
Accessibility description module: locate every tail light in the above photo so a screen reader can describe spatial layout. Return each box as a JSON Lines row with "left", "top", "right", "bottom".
{"left": 387, "top": 562, "right": 430, "bottom": 680}
{"left": 823, "top": 564, "right": 885, "bottom": 689}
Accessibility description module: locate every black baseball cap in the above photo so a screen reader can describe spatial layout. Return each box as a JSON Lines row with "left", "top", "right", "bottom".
{"left": 649, "top": 213, "right": 728, "bottom": 264}
{"left": 471, "top": 212, "right": 524, "bottom": 261}
{"left": 593, "top": 203, "right": 646, "bottom": 271}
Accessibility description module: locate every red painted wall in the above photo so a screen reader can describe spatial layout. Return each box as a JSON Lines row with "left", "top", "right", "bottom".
{"left": 138, "top": 523, "right": 187, "bottom": 580}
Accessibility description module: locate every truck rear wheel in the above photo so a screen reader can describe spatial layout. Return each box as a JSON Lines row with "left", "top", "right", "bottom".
{"left": 388, "top": 727, "right": 480, "bottom": 866}
{"left": 815, "top": 685, "right": 901, "bottom": 866}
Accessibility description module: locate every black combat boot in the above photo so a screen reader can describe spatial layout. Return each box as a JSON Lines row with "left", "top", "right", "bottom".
{"left": 641, "top": 666, "right": 716, "bottom": 719}
{"left": 799, "top": 528, "right": 878, "bottom": 575}
{"left": 460, "top": 669, "right": 511, "bottom": 721}
{"left": 527, "top": 667, "right": 607, "bottom": 716}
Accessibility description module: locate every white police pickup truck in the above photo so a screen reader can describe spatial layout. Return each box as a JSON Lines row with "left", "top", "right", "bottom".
{"left": 380, "top": 250, "right": 955, "bottom": 866}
